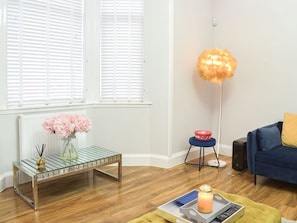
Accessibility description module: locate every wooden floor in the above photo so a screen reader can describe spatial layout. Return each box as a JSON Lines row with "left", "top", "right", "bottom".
{"left": 0, "top": 155, "right": 297, "bottom": 223}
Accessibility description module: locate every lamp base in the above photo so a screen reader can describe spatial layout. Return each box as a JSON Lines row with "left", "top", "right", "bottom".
{"left": 207, "top": 159, "right": 227, "bottom": 168}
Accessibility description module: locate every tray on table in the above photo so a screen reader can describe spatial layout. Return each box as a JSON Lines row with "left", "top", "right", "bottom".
{"left": 157, "top": 190, "right": 245, "bottom": 223}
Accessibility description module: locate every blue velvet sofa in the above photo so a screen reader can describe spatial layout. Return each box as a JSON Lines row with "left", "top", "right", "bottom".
{"left": 247, "top": 121, "right": 297, "bottom": 185}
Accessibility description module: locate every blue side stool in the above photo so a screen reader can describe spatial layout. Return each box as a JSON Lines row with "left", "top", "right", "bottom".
{"left": 184, "top": 137, "right": 220, "bottom": 171}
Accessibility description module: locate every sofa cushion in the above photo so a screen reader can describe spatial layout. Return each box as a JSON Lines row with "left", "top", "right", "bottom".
{"left": 257, "top": 125, "right": 282, "bottom": 151}
{"left": 255, "top": 146, "right": 297, "bottom": 170}
{"left": 282, "top": 112, "right": 297, "bottom": 147}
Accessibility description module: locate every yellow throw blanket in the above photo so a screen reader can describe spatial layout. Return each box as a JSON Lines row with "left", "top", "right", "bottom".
{"left": 128, "top": 189, "right": 281, "bottom": 223}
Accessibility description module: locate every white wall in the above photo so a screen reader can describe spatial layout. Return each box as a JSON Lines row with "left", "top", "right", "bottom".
{"left": 0, "top": 114, "right": 18, "bottom": 191}
{"left": 0, "top": 114, "right": 19, "bottom": 172}
{"left": 173, "top": 0, "right": 214, "bottom": 155}
{"left": 90, "top": 106, "right": 151, "bottom": 155}
{"left": 213, "top": 0, "right": 297, "bottom": 148}
{"left": 145, "top": 0, "right": 172, "bottom": 157}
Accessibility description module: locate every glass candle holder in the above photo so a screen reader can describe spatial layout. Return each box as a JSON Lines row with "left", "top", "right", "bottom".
{"left": 198, "top": 184, "right": 213, "bottom": 213}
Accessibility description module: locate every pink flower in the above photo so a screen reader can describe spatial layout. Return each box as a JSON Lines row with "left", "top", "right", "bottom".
{"left": 73, "top": 114, "right": 91, "bottom": 133}
{"left": 42, "top": 116, "right": 56, "bottom": 134}
{"left": 42, "top": 113, "right": 91, "bottom": 138}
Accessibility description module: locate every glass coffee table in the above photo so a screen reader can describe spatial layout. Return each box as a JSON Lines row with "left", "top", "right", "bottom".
{"left": 13, "top": 145, "right": 122, "bottom": 210}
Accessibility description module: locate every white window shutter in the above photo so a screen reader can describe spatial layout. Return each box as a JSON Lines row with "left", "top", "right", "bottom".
{"left": 100, "top": 0, "right": 144, "bottom": 102}
{"left": 7, "top": 0, "right": 84, "bottom": 107}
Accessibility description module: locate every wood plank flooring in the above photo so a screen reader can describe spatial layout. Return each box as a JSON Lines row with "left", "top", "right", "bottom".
{"left": 0, "top": 155, "right": 297, "bottom": 223}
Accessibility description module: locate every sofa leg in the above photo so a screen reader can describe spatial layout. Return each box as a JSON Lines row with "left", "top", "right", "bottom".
{"left": 254, "top": 175, "right": 257, "bottom": 185}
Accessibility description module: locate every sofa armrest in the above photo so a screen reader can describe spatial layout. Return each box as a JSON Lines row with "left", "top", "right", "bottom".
{"left": 247, "top": 130, "right": 258, "bottom": 174}
{"left": 247, "top": 122, "right": 281, "bottom": 174}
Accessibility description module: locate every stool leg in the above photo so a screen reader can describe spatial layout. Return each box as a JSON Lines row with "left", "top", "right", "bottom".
{"left": 184, "top": 145, "right": 192, "bottom": 164}
{"left": 202, "top": 147, "right": 205, "bottom": 165}
{"left": 199, "top": 147, "right": 205, "bottom": 171}
{"left": 212, "top": 146, "right": 220, "bottom": 168}
{"left": 198, "top": 147, "right": 202, "bottom": 171}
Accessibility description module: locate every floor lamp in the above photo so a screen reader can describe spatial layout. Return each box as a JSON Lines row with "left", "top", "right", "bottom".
{"left": 197, "top": 48, "right": 237, "bottom": 167}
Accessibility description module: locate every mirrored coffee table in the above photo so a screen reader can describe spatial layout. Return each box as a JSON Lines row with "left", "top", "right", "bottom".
{"left": 13, "top": 145, "right": 122, "bottom": 210}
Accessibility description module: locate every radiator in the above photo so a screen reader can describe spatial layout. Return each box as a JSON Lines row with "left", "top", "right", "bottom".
{"left": 18, "top": 111, "right": 88, "bottom": 160}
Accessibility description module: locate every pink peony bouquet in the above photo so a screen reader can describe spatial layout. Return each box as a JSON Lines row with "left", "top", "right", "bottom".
{"left": 43, "top": 113, "right": 91, "bottom": 138}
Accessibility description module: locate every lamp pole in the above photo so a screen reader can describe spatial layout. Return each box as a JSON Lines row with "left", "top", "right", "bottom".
{"left": 207, "top": 82, "right": 227, "bottom": 167}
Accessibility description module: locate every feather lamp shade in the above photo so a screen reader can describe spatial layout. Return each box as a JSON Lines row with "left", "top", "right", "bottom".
{"left": 197, "top": 48, "right": 237, "bottom": 83}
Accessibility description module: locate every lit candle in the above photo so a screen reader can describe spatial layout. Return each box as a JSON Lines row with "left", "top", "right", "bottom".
{"left": 198, "top": 184, "right": 213, "bottom": 213}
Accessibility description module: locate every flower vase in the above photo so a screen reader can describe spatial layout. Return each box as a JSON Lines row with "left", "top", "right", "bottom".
{"left": 61, "top": 135, "right": 78, "bottom": 161}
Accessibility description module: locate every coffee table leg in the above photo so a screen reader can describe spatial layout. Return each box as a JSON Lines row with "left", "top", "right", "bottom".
{"left": 88, "top": 170, "right": 94, "bottom": 186}
{"left": 13, "top": 164, "right": 38, "bottom": 210}
{"left": 13, "top": 165, "right": 19, "bottom": 193}
{"left": 32, "top": 176, "right": 38, "bottom": 210}
{"left": 94, "top": 155, "right": 122, "bottom": 181}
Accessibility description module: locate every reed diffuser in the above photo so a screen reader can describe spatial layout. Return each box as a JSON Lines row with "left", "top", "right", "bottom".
{"left": 36, "top": 144, "right": 46, "bottom": 171}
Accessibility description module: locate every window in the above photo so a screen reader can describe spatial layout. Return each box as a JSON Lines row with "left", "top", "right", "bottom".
{"left": 100, "top": 0, "right": 144, "bottom": 102}
{"left": 7, "top": 0, "right": 84, "bottom": 107}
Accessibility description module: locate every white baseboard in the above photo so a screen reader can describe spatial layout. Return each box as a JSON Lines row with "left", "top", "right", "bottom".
{"left": 219, "top": 144, "right": 232, "bottom": 157}
{"left": 0, "top": 144, "right": 232, "bottom": 192}
{"left": 0, "top": 171, "right": 13, "bottom": 192}
{"left": 122, "top": 151, "right": 190, "bottom": 168}
{"left": 122, "top": 144, "right": 232, "bottom": 168}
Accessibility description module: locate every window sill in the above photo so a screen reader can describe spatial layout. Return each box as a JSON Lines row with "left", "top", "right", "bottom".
{"left": 0, "top": 101, "right": 152, "bottom": 115}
